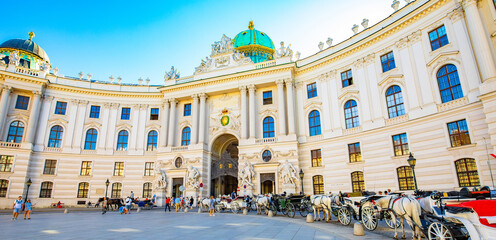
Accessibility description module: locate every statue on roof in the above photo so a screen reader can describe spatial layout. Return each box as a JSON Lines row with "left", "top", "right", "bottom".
{"left": 164, "top": 66, "right": 180, "bottom": 80}
{"left": 275, "top": 41, "right": 293, "bottom": 58}
{"left": 211, "top": 34, "right": 234, "bottom": 55}
{"left": 8, "top": 51, "right": 20, "bottom": 67}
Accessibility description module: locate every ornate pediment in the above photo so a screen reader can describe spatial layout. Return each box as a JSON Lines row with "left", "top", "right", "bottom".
{"left": 47, "top": 117, "right": 69, "bottom": 126}
{"left": 115, "top": 122, "right": 132, "bottom": 130}
{"left": 84, "top": 121, "right": 102, "bottom": 129}
{"left": 427, "top": 51, "right": 460, "bottom": 73}
{"left": 304, "top": 99, "right": 322, "bottom": 111}
{"left": 146, "top": 122, "right": 161, "bottom": 130}
{"left": 338, "top": 85, "right": 359, "bottom": 101}
{"left": 378, "top": 74, "right": 404, "bottom": 87}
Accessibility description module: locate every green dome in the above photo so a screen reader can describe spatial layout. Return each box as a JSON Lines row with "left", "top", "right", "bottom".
{"left": 233, "top": 21, "right": 275, "bottom": 63}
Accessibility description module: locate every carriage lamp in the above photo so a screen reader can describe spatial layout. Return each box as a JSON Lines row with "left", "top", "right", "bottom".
{"left": 407, "top": 153, "right": 418, "bottom": 191}
{"left": 299, "top": 169, "right": 304, "bottom": 194}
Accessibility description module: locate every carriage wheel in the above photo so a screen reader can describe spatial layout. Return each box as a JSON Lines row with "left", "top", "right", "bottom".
{"left": 384, "top": 210, "right": 400, "bottom": 229}
{"left": 231, "top": 203, "right": 239, "bottom": 214}
{"left": 299, "top": 202, "right": 311, "bottom": 217}
{"left": 282, "top": 205, "right": 290, "bottom": 216}
{"left": 361, "top": 207, "right": 378, "bottom": 231}
{"left": 428, "top": 222, "right": 454, "bottom": 240}
{"left": 251, "top": 202, "right": 257, "bottom": 211}
{"left": 269, "top": 203, "right": 278, "bottom": 216}
{"left": 338, "top": 208, "right": 352, "bottom": 226}
{"left": 287, "top": 203, "right": 296, "bottom": 218}
{"left": 215, "top": 205, "right": 222, "bottom": 213}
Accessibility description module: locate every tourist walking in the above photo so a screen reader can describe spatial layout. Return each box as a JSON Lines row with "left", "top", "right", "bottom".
{"left": 189, "top": 197, "right": 194, "bottom": 210}
{"left": 12, "top": 196, "right": 23, "bottom": 221}
{"left": 165, "top": 197, "right": 171, "bottom": 212}
{"left": 101, "top": 197, "right": 108, "bottom": 214}
{"left": 24, "top": 200, "right": 32, "bottom": 220}
{"left": 175, "top": 197, "right": 180, "bottom": 212}
{"left": 130, "top": 191, "right": 134, "bottom": 200}
{"left": 125, "top": 196, "right": 132, "bottom": 214}
{"left": 209, "top": 196, "right": 215, "bottom": 216}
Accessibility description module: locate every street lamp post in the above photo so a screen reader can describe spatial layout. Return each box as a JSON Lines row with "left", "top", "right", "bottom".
{"left": 407, "top": 153, "right": 418, "bottom": 191}
{"left": 105, "top": 179, "right": 110, "bottom": 199}
{"left": 23, "top": 178, "right": 32, "bottom": 211}
{"left": 299, "top": 169, "right": 304, "bottom": 195}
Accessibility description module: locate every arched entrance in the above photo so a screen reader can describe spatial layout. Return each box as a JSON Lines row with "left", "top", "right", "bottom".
{"left": 210, "top": 134, "right": 238, "bottom": 197}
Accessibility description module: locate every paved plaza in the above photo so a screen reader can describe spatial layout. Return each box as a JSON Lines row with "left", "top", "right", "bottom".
{"left": 0, "top": 209, "right": 399, "bottom": 240}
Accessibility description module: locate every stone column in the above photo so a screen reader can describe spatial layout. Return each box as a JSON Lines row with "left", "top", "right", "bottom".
{"left": 72, "top": 100, "right": 88, "bottom": 149}
{"left": 129, "top": 104, "right": 140, "bottom": 150}
{"left": 191, "top": 94, "right": 199, "bottom": 144}
{"left": 25, "top": 91, "right": 43, "bottom": 144}
{"left": 106, "top": 103, "right": 119, "bottom": 150}
{"left": 276, "top": 79, "right": 287, "bottom": 136}
{"left": 64, "top": 100, "right": 79, "bottom": 148}
{"left": 0, "top": 85, "right": 12, "bottom": 139}
{"left": 136, "top": 104, "right": 148, "bottom": 151}
{"left": 285, "top": 79, "right": 296, "bottom": 135}
{"left": 463, "top": 0, "right": 496, "bottom": 93}
{"left": 167, "top": 99, "right": 177, "bottom": 147}
{"left": 97, "top": 103, "right": 111, "bottom": 150}
{"left": 34, "top": 96, "right": 53, "bottom": 150}
{"left": 239, "top": 86, "right": 248, "bottom": 139}
{"left": 317, "top": 74, "right": 332, "bottom": 134}
{"left": 198, "top": 93, "right": 207, "bottom": 144}
{"left": 160, "top": 99, "right": 170, "bottom": 148}
{"left": 248, "top": 85, "right": 256, "bottom": 139}
{"left": 295, "top": 82, "right": 306, "bottom": 138}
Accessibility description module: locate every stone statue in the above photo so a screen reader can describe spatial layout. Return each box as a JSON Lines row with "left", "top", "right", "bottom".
{"left": 211, "top": 34, "right": 233, "bottom": 55}
{"left": 154, "top": 161, "right": 168, "bottom": 191}
{"left": 0, "top": 54, "right": 6, "bottom": 64}
{"left": 40, "top": 61, "right": 50, "bottom": 72}
{"left": 278, "top": 160, "right": 298, "bottom": 186}
{"left": 186, "top": 165, "right": 201, "bottom": 189}
{"left": 276, "top": 41, "right": 293, "bottom": 58}
{"left": 164, "top": 66, "right": 180, "bottom": 80}
{"left": 238, "top": 162, "right": 255, "bottom": 187}
{"left": 8, "top": 51, "right": 20, "bottom": 66}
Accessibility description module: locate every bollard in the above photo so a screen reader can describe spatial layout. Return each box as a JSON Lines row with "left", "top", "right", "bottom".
{"left": 268, "top": 210, "right": 274, "bottom": 217}
{"left": 243, "top": 208, "right": 248, "bottom": 215}
{"left": 353, "top": 222, "right": 365, "bottom": 236}
{"left": 64, "top": 208, "right": 68, "bottom": 214}
{"left": 306, "top": 214, "right": 314, "bottom": 223}
{"left": 184, "top": 208, "right": 189, "bottom": 213}
{"left": 198, "top": 208, "right": 202, "bottom": 213}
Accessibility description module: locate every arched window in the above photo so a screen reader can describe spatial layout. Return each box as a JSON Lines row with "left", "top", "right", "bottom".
{"left": 344, "top": 100, "right": 359, "bottom": 129}
{"left": 84, "top": 129, "right": 98, "bottom": 150}
{"left": 147, "top": 130, "right": 158, "bottom": 151}
{"left": 143, "top": 182, "right": 153, "bottom": 198}
{"left": 386, "top": 85, "right": 405, "bottom": 118}
{"left": 397, "top": 166, "right": 415, "bottom": 190}
{"left": 0, "top": 179, "right": 9, "bottom": 198}
{"left": 351, "top": 171, "right": 364, "bottom": 193}
{"left": 263, "top": 117, "right": 275, "bottom": 138}
{"left": 313, "top": 175, "right": 324, "bottom": 194}
{"left": 455, "top": 158, "right": 480, "bottom": 187}
{"left": 437, "top": 64, "right": 463, "bottom": 103}
{"left": 48, "top": 125, "right": 63, "bottom": 148}
{"left": 181, "top": 127, "right": 191, "bottom": 146}
{"left": 308, "top": 110, "right": 321, "bottom": 136}
{"left": 7, "top": 121, "right": 24, "bottom": 143}
{"left": 116, "top": 130, "right": 128, "bottom": 151}
{"left": 77, "top": 182, "right": 89, "bottom": 198}
{"left": 40, "top": 181, "right": 53, "bottom": 198}
{"left": 111, "top": 182, "right": 122, "bottom": 198}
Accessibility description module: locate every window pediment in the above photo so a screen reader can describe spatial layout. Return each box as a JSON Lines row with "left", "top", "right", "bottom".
{"left": 427, "top": 50, "right": 460, "bottom": 72}
{"left": 115, "top": 122, "right": 132, "bottom": 130}
{"left": 378, "top": 74, "right": 404, "bottom": 88}
{"left": 304, "top": 99, "right": 322, "bottom": 111}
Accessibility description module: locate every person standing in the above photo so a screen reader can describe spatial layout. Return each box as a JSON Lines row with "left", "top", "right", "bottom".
{"left": 12, "top": 196, "right": 23, "bottom": 221}
{"left": 125, "top": 196, "right": 132, "bottom": 214}
{"left": 175, "top": 197, "right": 180, "bottom": 212}
{"left": 189, "top": 197, "right": 194, "bottom": 210}
{"left": 130, "top": 191, "right": 134, "bottom": 200}
{"left": 101, "top": 197, "right": 108, "bottom": 214}
{"left": 209, "top": 196, "right": 215, "bottom": 216}
{"left": 24, "top": 200, "right": 32, "bottom": 220}
{"left": 165, "top": 197, "right": 171, "bottom": 212}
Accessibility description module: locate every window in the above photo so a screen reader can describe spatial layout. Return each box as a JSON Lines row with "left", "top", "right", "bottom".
{"left": 0, "top": 155, "right": 14, "bottom": 172}
{"left": 341, "top": 70, "right": 353, "bottom": 87}
{"left": 263, "top": 91, "right": 273, "bottom": 105}
{"left": 344, "top": 100, "right": 359, "bottom": 129}
{"left": 89, "top": 105, "right": 100, "bottom": 118}
{"left": 43, "top": 160, "right": 57, "bottom": 175}
{"left": 84, "top": 129, "right": 98, "bottom": 150}
{"left": 437, "top": 64, "right": 463, "bottom": 103}
{"left": 48, "top": 125, "right": 63, "bottom": 148}
{"left": 54, "top": 101, "right": 67, "bottom": 115}
{"left": 397, "top": 166, "right": 415, "bottom": 190}
{"left": 121, "top": 107, "right": 130, "bottom": 120}
{"left": 386, "top": 85, "right": 405, "bottom": 118}
{"left": 143, "top": 183, "right": 153, "bottom": 198}
{"left": 348, "top": 142, "right": 361, "bottom": 163}
{"left": 313, "top": 175, "right": 324, "bottom": 194}
{"left": 308, "top": 110, "right": 321, "bottom": 136}
{"left": 447, "top": 119, "right": 471, "bottom": 147}
{"left": 7, "top": 121, "right": 24, "bottom": 143}
{"left": 175, "top": 158, "right": 182, "bottom": 168}
{"left": 0, "top": 179, "right": 8, "bottom": 198}
{"left": 429, "top": 25, "right": 449, "bottom": 51}
{"left": 263, "top": 117, "right": 275, "bottom": 138}
{"left": 150, "top": 108, "right": 159, "bottom": 120}
{"left": 116, "top": 130, "right": 129, "bottom": 151}
{"left": 111, "top": 183, "right": 122, "bottom": 198}
{"left": 381, "top": 52, "right": 396, "bottom": 72}
{"left": 39, "top": 181, "right": 53, "bottom": 198}
{"left": 307, "top": 82, "right": 317, "bottom": 98}
{"left": 81, "top": 161, "right": 92, "bottom": 176}
{"left": 77, "top": 182, "right": 89, "bottom": 198}
{"left": 114, "top": 162, "right": 124, "bottom": 176}
{"left": 144, "top": 162, "right": 154, "bottom": 176}
{"left": 392, "top": 133, "right": 409, "bottom": 156}
{"left": 181, "top": 127, "right": 191, "bottom": 146}
{"left": 184, "top": 104, "right": 191, "bottom": 116}
{"left": 311, "top": 149, "right": 322, "bottom": 167}
{"left": 455, "top": 158, "right": 480, "bottom": 187}
{"left": 262, "top": 150, "right": 272, "bottom": 162}
{"left": 147, "top": 130, "right": 158, "bottom": 151}
{"left": 15, "top": 95, "right": 30, "bottom": 110}
{"left": 351, "top": 171, "right": 365, "bottom": 192}
{"left": 19, "top": 58, "right": 30, "bottom": 68}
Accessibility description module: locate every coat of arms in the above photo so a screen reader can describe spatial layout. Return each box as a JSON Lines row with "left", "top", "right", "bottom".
{"left": 220, "top": 109, "right": 229, "bottom": 126}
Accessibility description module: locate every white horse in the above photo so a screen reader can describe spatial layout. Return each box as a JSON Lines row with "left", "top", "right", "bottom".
{"left": 374, "top": 195, "right": 422, "bottom": 240}
{"left": 310, "top": 195, "right": 332, "bottom": 222}
{"left": 255, "top": 194, "right": 271, "bottom": 215}
{"left": 200, "top": 198, "right": 211, "bottom": 212}
{"left": 417, "top": 193, "right": 440, "bottom": 215}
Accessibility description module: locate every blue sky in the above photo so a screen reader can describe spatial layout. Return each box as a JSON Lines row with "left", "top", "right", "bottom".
{"left": 1, "top": 0, "right": 399, "bottom": 85}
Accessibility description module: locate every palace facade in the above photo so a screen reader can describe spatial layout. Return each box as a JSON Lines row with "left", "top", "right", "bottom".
{"left": 1, "top": 0, "right": 496, "bottom": 208}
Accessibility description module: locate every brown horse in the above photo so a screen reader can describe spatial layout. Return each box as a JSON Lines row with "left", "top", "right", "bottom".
{"left": 98, "top": 198, "right": 123, "bottom": 210}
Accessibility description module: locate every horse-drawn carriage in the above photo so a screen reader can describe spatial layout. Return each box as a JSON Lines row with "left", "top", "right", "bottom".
{"left": 214, "top": 197, "right": 246, "bottom": 214}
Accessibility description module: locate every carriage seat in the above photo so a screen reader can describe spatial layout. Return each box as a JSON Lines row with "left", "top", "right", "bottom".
{"left": 447, "top": 200, "right": 496, "bottom": 228}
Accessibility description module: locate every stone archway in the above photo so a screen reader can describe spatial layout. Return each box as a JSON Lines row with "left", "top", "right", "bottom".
{"left": 210, "top": 134, "right": 238, "bottom": 197}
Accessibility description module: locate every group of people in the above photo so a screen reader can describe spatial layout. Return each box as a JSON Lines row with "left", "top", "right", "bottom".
{"left": 164, "top": 196, "right": 197, "bottom": 212}
{"left": 12, "top": 196, "right": 32, "bottom": 220}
